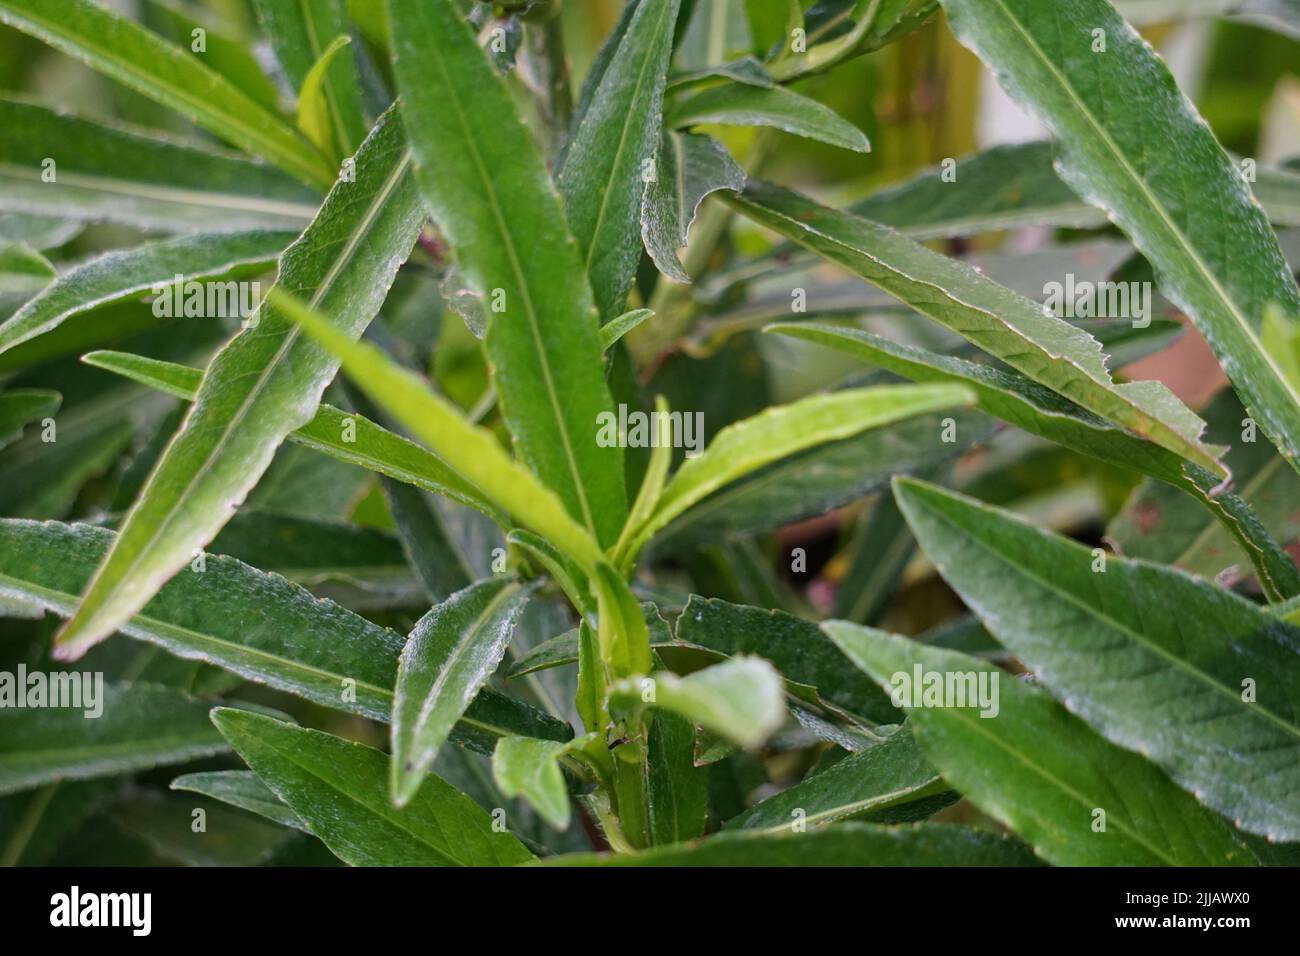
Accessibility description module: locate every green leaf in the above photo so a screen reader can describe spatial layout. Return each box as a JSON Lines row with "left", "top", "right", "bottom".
{"left": 599, "top": 308, "right": 656, "bottom": 351}
{"left": 1109, "top": 386, "right": 1300, "bottom": 586}
{"left": 0, "top": 519, "right": 570, "bottom": 749}
{"left": 824, "top": 622, "right": 1257, "bottom": 865}
{"left": 676, "top": 595, "right": 897, "bottom": 724}
{"left": 892, "top": 475, "right": 1300, "bottom": 841}
{"left": 295, "top": 35, "right": 357, "bottom": 165}
{"left": 667, "top": 82, "right": 870, "bottom": 152}
{"left": 0, "top": 230, "right": 291, "bottom": 356}
{"left": 727, "top": 180, "right": 1226, "bottom": 479}
{"left": 726, "top": 725, "right": 947, "bottom": 831}
{"left": 212, "top": 708, "right": 534, "bottom": 866}
{"left": 941, "top": 0, "right": 1300, "bottom": 473}
{"left": 507, "top": 529, "right": 595, "bottom": 620}
{"left": 0, "top": 681, "right": 227, "bottom": 795}
{"left": 390, "top": 0, "right": 627, "bottom": 548}
{"left": 170, "top": 770, "right": 310, "bottom": 833}
{"left": 0, "top": 98, "right": 319, "bottom": 232}
{"left": 624, "top": 381, "right": 974, "bottom": 560}
{"left": 0, "top": 242, "right": 53, "bottom": 309}
{"left": 81, "top": 350, "right": 503, "bottom": 523}
{"left": 545, "top": 821, "right": 1038, "bottom": 866}
{"left": 770, "top": 0, "right": 939, "bottom": 81}
{"left": 609, "top": 656, "right": 786, "bottom": 749}
{"left": 642, "top": 131, "right": 745, "bottom": 283}
{"left": 646, "top": 710, "right": 708, "bottom": 844}
{"left": 0, "top": 388, "right": 59, "bottom": 450}
{"left": 277, "top": 294, "right": 606, "bottom": 575}
{"left": 379, "top": 480, "right": 475, "bottom": 602}
{"left": 52, "top": 109, "right": 424, "bottom": 660}
{"left": 391, "top": 579, "right": 535, "bottom": 807}
{"left": 593, "top": 562, "right": 654, "bottom": 678}
{"left": 0, "top": 0, "right": 334, "bottom": 189}
{"left": 558, "top": 0, "right": 682, "bottom": 319}
{"left": 769, "top": 322, "right": 1300, "bottom": 600}
{"left": 491, "top": 736, "right": 573, "bottom": 831}
{"left": 507, "top": 604, "right": 675, "bottom": 677}
{"left": 254, "top": 0, "right": 367, "bottom": 158}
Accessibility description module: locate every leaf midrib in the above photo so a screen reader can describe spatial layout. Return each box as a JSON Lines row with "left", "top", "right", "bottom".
{"left": 74, "top": 149, "right": 413, "bottom": 634}
{"left": 984, "top": 0, "right": 1300, "bottom": 417}
{"left": 920, "top": 496, "right": 1300, "bottom": 740}
{"left": 424, "top": 29, "right": 599, "bottom": 538}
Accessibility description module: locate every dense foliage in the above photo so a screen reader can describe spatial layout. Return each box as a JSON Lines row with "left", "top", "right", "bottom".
{"left": 0, "top": 0, "right": 1298, "bottom": 867}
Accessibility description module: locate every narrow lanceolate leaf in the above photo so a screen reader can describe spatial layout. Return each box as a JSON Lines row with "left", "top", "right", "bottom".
{"left": 1108, "top": 387, "right": 1300, "bottom": 587}
{"left": 296, "top": 36, "right": 359, "bottom": 165}
{"left": 254, "top": 0, "right": 367, "bottom": 159}
{"left": 646, "top": 710, "right": 708, "bottom": 844}
{"left": 825, "top": 623, "right": 1256, "bottom": 865}
{"left": 171, "top": 770, "right": 310, "bottom": 833}
{"left": 727, "top": 180, "right": 1225, "bottom": 479}
{"left": 0, "top": 243, "right": 52, "bottom": 307}
{"left": 641, "top": 131, "right": 745, "bottom": 282}
{"left": 280, "top": 296, "right": 605, "bottom": 575}
{"left": 625, "top": 382, "right": 974, "bottom": 560}
{"left": 212, "top": 709, "right": 534, "bottom": 866}
{"left": 491, "top": 736, "right": 572, "bottom": 830}
{"left": 390, "top": 0, "right": 627, "bottom": 547}
{"left": 941, "top": 0, "right": 1300, "bottom": 473}
{"left": 769, "top": 323, "right": 1300, "bottom": 600}
{"left": 726, "top": 726, "right": 947, "bottom": 832}
{"left": 0, "top": 231, "right": 292, "bottom": 356}
{"left": 0, "top": 388, "right": 59, "bottom": 450}
{"left": 0, "top": 98, "right": 319, "bottom": 232}
{"left": 0, "top": 0, "right": 334, "bottom": 189}
{"left": 599, "top": 308, "right": 655, "bottom": 351}
{"left": 81, "top": 351, "right": 503, "bottom": 522}
{"left": 608, "top": 657, "right": 786, "bottom": 750}
{"left": 0, "top": 519, "right": 571, "bottom": 749}
{"left": 0, "top": 682, "right": 227, "bottom": 795}
{"left": 667, "top": 83, "right": 870, "bottom": 153}
{"left": 893, "top": 476, "right": 1300, "bottom": 841}
{"left": 557, "top": 0, "right": 681, "bottom": 319}
{"left": 53, "top": 109, "right": 423, "bottom": 661}
{"left": 391, "top": 579, "right": 535, "bottom": 807}
{"left": 545, "top": 821, "right": 1038, "bottom": 866}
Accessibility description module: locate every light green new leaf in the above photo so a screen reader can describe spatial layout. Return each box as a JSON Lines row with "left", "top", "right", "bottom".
{"left": 641, "top": 131, "right": 745, "bottom": 283}
{"left": 0, "top": 243, "right": 53, "bottom": 308}
{"left": 171, "top": 770, "right": 310, "bottom": 833}
{"left": 727, "top": 180, "right": 1225, "bottom": 479}
{"left": 893, "top": 476, "right": 1300, "bottom": 841}
{"left": 558, "top": 0, "right": 681, "bottom": 319}
{"left": 0, "top": 98, "right": 319, "bottom": 233}
{"left": 594, "top": 562, "right": 654, "bottom": 678}
{"left": 0, "top": 519, "right": 571, "bottom": 749}
{"left": 769, "top": 322, "right": 1300, "bottom": 600}
{"left": 0, "top": 388, "right": 59, "bottom": 450}
{"left": 667, "top": 82, "right": 870, "bottom": 152}
{"left": 390, "top": 0, "right": 627, "bottom": 548}
{"left": 278, "top": 295, "right": 606, "bottom": 575}
{"left": 0, "top": 681, "right": 227, "bottom": 795}
{"left": 212, "top": 709, "right": 534, "bottom": 866}
{"left": 824, "top": 622, "right": 1257, "bottom": 865}
{"left": 0, "top": 0, "right": 334, "bottom": 189}
{"left": 391, "top": 579, "right": 535, "bottom": 807}
{"left": 941, "top": 0, "right": 1300, "bottom": 473}
{"left": 545, "top": 821, "right": 1038, "bottom": 866}
{"left": 622, "top": 381, "right": 974, "bottom": 561}
{"left": 599, "top": 308, "right": 655, "bottom": 351}
{"left": 491, "top": 736, "right": 573, "bottom": 831}
{"left": 81, "top": 350, "right": 502, "bottom": 522}
{"left": 726, "top": 725, "right": 947, "bottom": 832}
{"left": 0, "top": 230, "right": 292, "bottom": 356}
{"left": 608, "top": 656, "right": 786, "bottom": 750}
{"left": 53, "top": 109, "right": 423, "bottom": 661}
{"left": 295, "top": 36, "right": 357, "bottom": 165}
{"left": 254, "top": 0, "right": 367, "bottom": 159}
